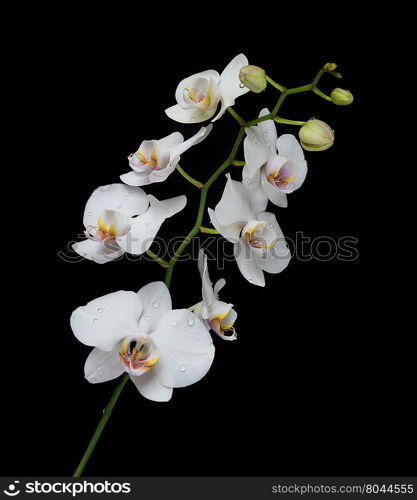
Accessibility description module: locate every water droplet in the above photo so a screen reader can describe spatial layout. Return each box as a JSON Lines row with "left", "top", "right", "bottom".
{"left": 97, "top": 308, "right": 103, "bottom": 313}
{"left": 97, "top": 367, "right": 103, "bottom": 375}
{"left": 87, "top": 211, "right": 93, "bottom": 216}
{"left": 179, "top": 364, "right": 187, "bottom": 372}
{"left": 128, "top": 191, "right": 133, "bottom": 197}
{"left": 144, "top": 315, "right": 151, "bottom": 321}
{"left": 93, "top": 318, "right": 99, "bottom": 323}
{"left": 187, "top": 318, "right": 195, "bottom": 326}
{"left": 248, "top": 279, "right": 254, "bottom": 284}
{"left": 123, "top": 195, "right": 128, "bottom": 200}
{"left": 171, "top": 320, "right": 178, "bottom": 327}
{"left": 152, "top": 301, "right": 160, "bottom": 308}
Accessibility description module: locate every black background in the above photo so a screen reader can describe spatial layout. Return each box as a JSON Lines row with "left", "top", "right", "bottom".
{"left": 3, "top": 7, "right": 413, "bottom": 478}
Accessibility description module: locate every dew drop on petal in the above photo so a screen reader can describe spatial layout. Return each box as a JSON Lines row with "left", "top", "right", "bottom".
{"left": 123, "top": 195, "right": 128, "bottom": 200}
{"left": 128, "top": 191, "right": 133, "bottom": 197}
{"left": 144, "top": 315, "right": 151, "bottom": 321}
{"left": 152, "top": 301, "right": 160, "bottom": 308}
{"left": 97, "top": 308, "right": 103, "bottom": 313}
{"left": 187, "top": 318, "right": 195, "bottom": 326}
{"left": 179, "top": 364, "right": 187, "bottom": 372}
{"left": 87, "top": 211, "right": 93, "bottom": 216}
{"left": 93, "top": 318, "right": 99, "bottom": 323}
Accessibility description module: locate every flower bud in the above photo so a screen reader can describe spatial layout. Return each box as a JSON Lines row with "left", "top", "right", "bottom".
{"left": 331, "top": 88, "right": 354, "bottom": 106}
{"left": 323, "top": 62, "right": 337, "bottom": 72}
{"left": 299, "top": 119, "right": 334, "bottom": 152}
{"left": 239, "top": 65, "right": 267, "bottom": 93}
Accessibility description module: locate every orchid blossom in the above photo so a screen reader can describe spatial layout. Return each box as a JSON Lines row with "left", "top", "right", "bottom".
{"left": 191, "top": 250, "right": 238, "bottom": 341}
{"left": 165, "top": 54, "right": 250, "bottom": 124}
{"left": 208, "top": 174, "right": 291, "bottom": 286}
{"left": 120, "top": 125, "right": 212, "bottom": 186}
{"left": 243, "top": 109, "right": 308, "bottom": 208}
{"left": 73, "top": 183, "right": 186, "bottom": 264}
{"left": 70, "top": 282, "right": 215, "bottom": 402}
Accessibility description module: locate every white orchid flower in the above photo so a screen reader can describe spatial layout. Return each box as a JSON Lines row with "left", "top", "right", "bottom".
{"left": 243, "top": 108, "right": 308, "bottom": 208}
{"left": 191, "top": 250, "right": 237, "bottom": 341}
{"left": 72, "top": 183, "right": 186, "bottom": 264}
{"left": 120, "top": 125, "right": 212, "bottom": 187}
{"left": 208, "top": 174, "right": 291, "bottom": 287}
{"left": 165, "top": 54, "right": 250, "bottom": 124}
{"left": 70, "top": 282, "right": 215, "bottom": 402}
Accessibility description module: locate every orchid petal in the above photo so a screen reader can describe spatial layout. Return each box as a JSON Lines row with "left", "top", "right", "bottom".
{"left": 255, "top": 212, "right": 291, "bottom": 273}
{"left": 72, "top": 239, "right": 123, "bottom": 264}
{"left": 117, "top": 195, "right": 186, "bottom": 255}
{"left": 243, "top": 126, "right": 269, "bottom": 182}
{"left": 153, "top": 309, "right": 215, "bottom": 389}
{"left": 169, "top": 125, "right": 213, "bottom": 160}
{"left": 213, "top": 53, "right": 250, "bottom": 121}
{"left": 213, "top": 278, "right": 226, "bottom": 298}
{"left": 207, "top": 208, "right": 242, "bottom": 243}
{"left": 83, "top": 184, "right": 149, "bottom": 229}
{"left": 198, "top": 250, "right": 215, "bottom": 309}
{"left": 244, "top": 182, "right": 269, "bottom": 215}
{"left": 84, "top": 346, "right": 124, "bottom": 384}
{"left": 233, "top": 241, "right": 265, "bottom": 286}
{"left": 70, "top": 291, "right": 142, "bottom": 351}
{"left": 130, "top": 372, "right": 173, "bottom": 402}
{"left": 137, "top": 281, "right": 172, "bottom": 334}
{"left": 165, "top": 104, "right": 216, "bottom": 124}
{"left": 158, "top": 132, "right": 184, "bottom": 150}
{"left": 214, "top": 174, "right": 253, "bottom": 226}
{"left": 257, "top": 108, "right": 277, "bottom": 156}
{"left": 120, "top": 170, "right": 152, "bottom": 187}
{"left": 277, "top": 134, "right": 306, "bottom": 166}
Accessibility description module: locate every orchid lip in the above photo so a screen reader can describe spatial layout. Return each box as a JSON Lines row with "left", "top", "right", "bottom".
{"left": 119, "top": 334, "right": 159, "bottom": 377}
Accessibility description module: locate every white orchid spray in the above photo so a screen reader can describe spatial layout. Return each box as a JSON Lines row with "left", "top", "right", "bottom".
{"left": 68, "top": 58, "right": 353, "bottom": 476}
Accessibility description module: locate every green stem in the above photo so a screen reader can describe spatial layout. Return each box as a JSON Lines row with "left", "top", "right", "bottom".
{"left": 146, "top": 249, "right": 169, "bottom": 268}
{"left": 73, "top": 374, "right": 129, "bottom": 477}
{"left": 232, "top": 160, "right": 245, "bottom": 166}
{"left": 227, "top": 107, "right": 246, "bottom": 126}
{"left": 313, "top": 87, "right": 332, "bottom": 101}
{"left": 274, "top": 116, "right": 306, "bottom": 126}
{"left": 164, "top": 127, "right": 246, "bottom": 289}
{"left": 265, "top": 75, "right": 286, "bottom": 93}
{"left": 176, "top": 164, "right": 204, "bottom": 189}
{"left": 200, "top": 226, "right": 219, "bottom": 234}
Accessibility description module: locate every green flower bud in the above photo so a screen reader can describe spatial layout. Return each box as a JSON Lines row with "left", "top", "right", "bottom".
{"left": 331, "top": 88, "right": 354, "bottom": 106}
{"left": 299, "top": 119, "right": 335, "bottom": 152}
{"left": 239, "top": 65, "right": 267, "bottom": 93}
{"left": 323, "top": 62, "right": 337, "bottom": 71}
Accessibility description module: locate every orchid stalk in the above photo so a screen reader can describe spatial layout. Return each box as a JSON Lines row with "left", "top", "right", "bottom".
{"left": 71, "top": 59, "right": 353, "bottom": 477}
